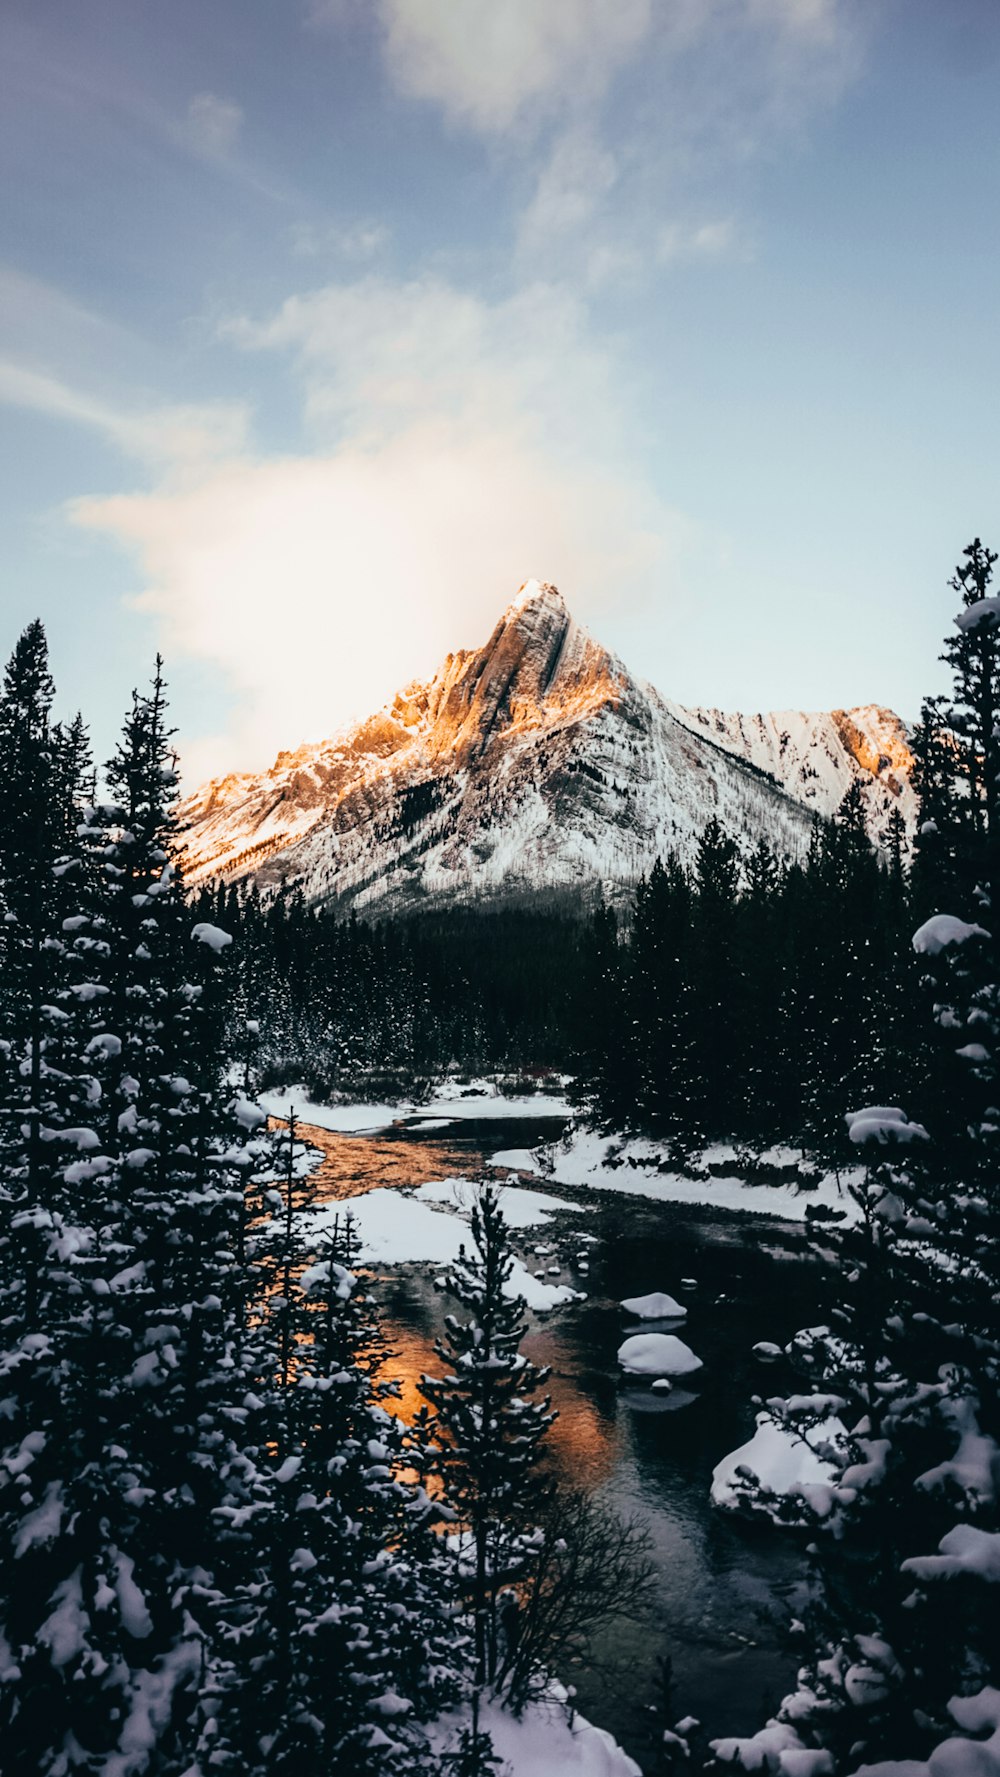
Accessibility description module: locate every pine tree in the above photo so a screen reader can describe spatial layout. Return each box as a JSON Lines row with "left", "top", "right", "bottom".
{"left": 419, "top": 1187, "right": 555, "bottom": 1708}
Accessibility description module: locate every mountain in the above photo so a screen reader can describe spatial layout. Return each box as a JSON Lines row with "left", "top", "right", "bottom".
{"left": 177, "top": 581, "right": 916, "bottom": 913}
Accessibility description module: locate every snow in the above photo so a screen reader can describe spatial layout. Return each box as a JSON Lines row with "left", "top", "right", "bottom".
{"left": 846, "top": 1688, "right": 1000, "bottom": 1777}
{"left": 620, "top": 1290, "right": 687, "bottom": 1320}
{"left": 431, "top": 1692, "right": 642, "bottom": 1777}
{"left": 845, "top": 1106, "right": 929, "bottom": 1146}
{"left": 499, "top": 1127, "right": 862, "bottom": 1224}
{"left": 232, "top": 1096, "right": 266, "bottom": 1131}
{"left": 258, "top": 1088, "right": 403, "bottom": 1133}
{"left": 902, "top": 1524, "right": 1000, "bottom": 1584}
{"left": 916, "top": 1396, "right": 998, "bottom": 1506}
{"left": 190, "top": 920, "right": 233, "bottom": 952}
{"left": 415, "top": 1177, "right": 586, "bottom": 1228}
{"left": 954, "top": 596, "right": 1000, "bottom": 631}
{"left": 259, "top": 1080, "right": 573, "bottom": 1136}
{"left": 912, "top": 914, "right": 990, "bottom": 956}
{"left": 617, "top": 1333, "right": 703, "bottom": 1377}
{"left": 711, "top": 1409, "right": 850, "bottom": 1518}
{"left": 422, "top": 1083, "right": 573, "bottom": 1121}
{"left": 305, "top": 1187, "right": 583, "bottom": 1312}
{"left": 114, "top": 1552, "right": 153, "bottom": 1639}
{"left": 178, "top": 583, "right": 871, "bottom": 914}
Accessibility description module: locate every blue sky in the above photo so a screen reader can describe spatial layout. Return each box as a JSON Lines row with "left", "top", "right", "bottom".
{"left": 2, "top": 0, "right": 998, "bottom": 780}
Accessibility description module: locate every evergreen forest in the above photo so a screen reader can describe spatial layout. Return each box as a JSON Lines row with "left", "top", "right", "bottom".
{"left": 1, "top": 540, "right": 999, "bottom": 1776}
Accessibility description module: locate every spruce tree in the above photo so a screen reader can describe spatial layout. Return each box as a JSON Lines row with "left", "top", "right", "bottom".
{"left": 419, "top": 1187, "right": 555, "bottom": 1707}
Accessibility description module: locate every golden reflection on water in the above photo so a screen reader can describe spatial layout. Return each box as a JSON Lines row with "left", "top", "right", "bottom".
{"left": 270, "top": 1117, "right": 483, "bottom": 1201}
{"left": 270, "top": 1117, "right": 623, "bottom": 1489}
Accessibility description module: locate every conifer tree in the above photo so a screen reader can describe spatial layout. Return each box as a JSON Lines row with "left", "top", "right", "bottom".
{"left": 419, "top": 1187, "right": 555, "bottom": 1706}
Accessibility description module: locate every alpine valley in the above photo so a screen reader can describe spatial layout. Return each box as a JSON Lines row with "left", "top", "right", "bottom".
{"left": 177, "top": 580, "right": 916, "bottom": 911}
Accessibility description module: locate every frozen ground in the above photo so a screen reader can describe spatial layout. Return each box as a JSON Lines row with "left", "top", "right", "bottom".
{"left": 493, "top": 1128, "right": 863, "bottom": 1224}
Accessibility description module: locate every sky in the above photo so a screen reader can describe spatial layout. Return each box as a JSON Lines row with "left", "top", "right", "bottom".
{"left": 2, "top": 0, "right": 999, "bottom": 783}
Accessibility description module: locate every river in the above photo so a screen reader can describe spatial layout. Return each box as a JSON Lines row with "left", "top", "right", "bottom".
{"left": 291, "top": 1108, "right": 833, "bottom": 1772}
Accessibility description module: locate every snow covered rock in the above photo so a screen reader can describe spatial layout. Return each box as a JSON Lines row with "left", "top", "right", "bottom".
{"left": 617, "top": 1333, "right": 703, "bottom": 1378}
{"left": 711, "top": 1409, "right": 850, "bottom": 1520}
{"left": 620, "top": 1290, "right": 687, "bottom": 1320}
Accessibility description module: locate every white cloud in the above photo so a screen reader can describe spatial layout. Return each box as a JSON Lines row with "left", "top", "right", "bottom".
{"left": 504, "top": 0, "right": 864, "bottom": 287}
{"left": 67, "top": 274, "right": 678, "bottom": 783}
{"left": 290, "top": 218, "right": 391, "bottom": 260}
{"left": 182, "top": 91, "right": 244, "bottom": 159}
{"left": 0, "top": 357, "right": 251, "bottom": 468}
{"left": 657, "top": 217, "right": 743, "bottom": 264}
{"left": 376, "top": 0, "right": 652, "bottom": 132}
{"left": 517, "top": 131, "right": 620, "bottom": 258}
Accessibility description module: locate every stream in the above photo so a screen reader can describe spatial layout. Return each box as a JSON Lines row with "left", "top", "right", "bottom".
{"left": 291, "top": 1108, "right": 833, "bottom": 1771}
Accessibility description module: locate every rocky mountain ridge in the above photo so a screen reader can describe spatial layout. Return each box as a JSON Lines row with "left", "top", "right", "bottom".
{"left": 177, "top": 581, "right": 916, "bottom": 912}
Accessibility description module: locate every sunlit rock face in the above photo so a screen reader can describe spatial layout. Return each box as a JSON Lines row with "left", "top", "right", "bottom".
{"left": 177, "top": 580, "right": 916, "bottom": 913}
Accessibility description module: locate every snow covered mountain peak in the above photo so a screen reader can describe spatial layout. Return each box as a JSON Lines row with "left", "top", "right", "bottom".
{"left": 177, "top": 584, "right": 916, "bottom": 912}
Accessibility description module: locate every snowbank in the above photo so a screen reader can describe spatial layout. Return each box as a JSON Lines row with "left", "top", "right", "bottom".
{"left": 259, "top": 1088, "right": 403, "bottom": 1134}
{"left": 711, "top": 1410, "right": 849, "bottom": 1520}
{"left": 431, "top": 1693, "right": 642, "bottom": 1777}
{"left": 415, "top": 1178, "right": 588, "bottom": 1229}
{"left": 422, "top": 1080, "right": 574, "bottom": 1122}
{"left": 305, "top": 1186, "right": 583, "bottom": 1312}
{"left": 617, "top": 1333, "right": 703, "bottom": 1378}
{"left": 260, "top": 1079, "right": 573, "bottom": 1136}
{"left": 496, "top": 1127, "right": 862, "bottom": 1223}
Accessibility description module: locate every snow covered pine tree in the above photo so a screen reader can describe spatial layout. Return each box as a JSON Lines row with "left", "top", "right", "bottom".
{"left": 709, "top": 546, "right": 1000, "bottom": 1777}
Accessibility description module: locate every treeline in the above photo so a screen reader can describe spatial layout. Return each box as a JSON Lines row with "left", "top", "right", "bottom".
{"left": 687, "top": 540, "right": 1000, "bottom": 1777}
{"left": 190, "top": 889, "right": 585, "bottom": 1095}
{"left": 199, "top": 792, "right": 925, "bottom": 1161}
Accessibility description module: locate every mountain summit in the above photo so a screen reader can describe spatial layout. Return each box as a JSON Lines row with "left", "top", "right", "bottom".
{"left": 177, "top": 581, "right": 915, "bottom": 911}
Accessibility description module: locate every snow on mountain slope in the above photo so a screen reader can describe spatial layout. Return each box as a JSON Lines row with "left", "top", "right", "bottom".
{"left": 177, "top": 581, "right": 914, "bottom": 912}
{"left": 664, "top": 704, "right": 916, "bottom": 847}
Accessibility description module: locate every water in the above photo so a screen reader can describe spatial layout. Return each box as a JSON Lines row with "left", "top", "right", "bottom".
{"left": 298, "top": 1111, "right": 831, "bottom": 1770}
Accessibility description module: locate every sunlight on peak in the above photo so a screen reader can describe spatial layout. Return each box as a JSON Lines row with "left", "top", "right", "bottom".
{"left": 510, "top": 578, "right": 561, "bottom": 613}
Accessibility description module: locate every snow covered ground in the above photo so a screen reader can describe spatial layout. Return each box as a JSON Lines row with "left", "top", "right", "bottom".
{"left": 430, "top": 1692, "right": 642, "bottom": 1777}
{"left": 260, "top": 1077, "right": 574, "bottom": 1135}
{"left": 304, "top": 1176, "right": 587, "bottom": 1311}
{"left": 493, "top": 1127, "right": 864, "bottom": 1224}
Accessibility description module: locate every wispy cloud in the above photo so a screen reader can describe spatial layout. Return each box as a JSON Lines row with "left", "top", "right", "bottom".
{"left": 373, "top": 0, "right": 653, "bottom": 134}
{"left": 180, "top": 91, "right": 244, "bottom": 160}
{"left": 290, "top": 218, "right": 391, "bottom": 261}
{"left": 0, "top": 357, "right": 251, "bottom": 469}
